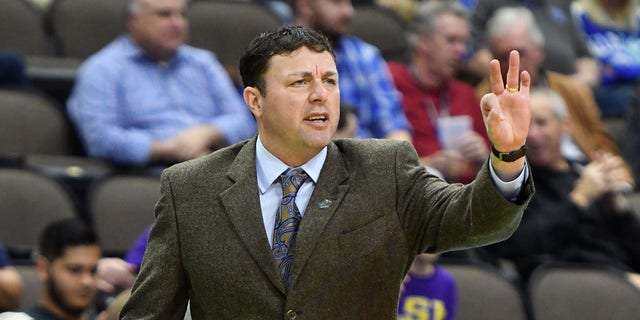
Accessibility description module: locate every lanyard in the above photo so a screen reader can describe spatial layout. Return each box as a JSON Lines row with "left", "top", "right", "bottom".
{"left": 409, "top": 64, "right": 451, "bottom": 129}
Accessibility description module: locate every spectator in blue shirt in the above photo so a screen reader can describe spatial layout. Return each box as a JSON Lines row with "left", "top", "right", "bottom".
{"left": 572, "top": 0, "right": 640, "bottom": 117}
{"left": 66, "top": 0, "right": 256, "bottom": 167}
{"left": 290, "top": 0, "right": 412, "bottom": 141}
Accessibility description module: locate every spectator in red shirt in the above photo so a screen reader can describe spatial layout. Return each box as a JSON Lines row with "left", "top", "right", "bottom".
{"left": 388, "top": 1, "right": 489, "bottom": 183}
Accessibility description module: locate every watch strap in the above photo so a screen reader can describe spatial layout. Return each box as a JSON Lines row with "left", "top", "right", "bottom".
{"left": 491, "top": 145, "right": 527, "bottom": 162}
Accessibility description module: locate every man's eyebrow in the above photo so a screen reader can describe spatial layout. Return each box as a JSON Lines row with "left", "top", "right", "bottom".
{"left": 323, "top": 70, "right": 338, "bottom": 77}
{"left": 285, "top": 71, "right": 312, "bottom": 77}
{"left": 285, "top": 70, "right": 338, "bottom": 77}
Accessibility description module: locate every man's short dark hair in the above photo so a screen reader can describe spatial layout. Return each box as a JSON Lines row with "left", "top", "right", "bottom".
{"left": 39, "top": 218, "right": 98, "bottom": 262}
{"left": 239, "top": 25, "right": 335, "bottom": 94}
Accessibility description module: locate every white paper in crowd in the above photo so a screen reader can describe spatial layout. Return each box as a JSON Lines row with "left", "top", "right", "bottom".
{"left": 436, "top": 115, "right": 472, "bottom": 152}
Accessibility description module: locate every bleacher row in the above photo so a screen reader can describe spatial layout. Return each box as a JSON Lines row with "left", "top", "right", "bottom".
{"left": 1, "top": 0, "right": 408, "bottom": 103}
{"left": 2, "top": 0, "right": 640, "bottom": 319}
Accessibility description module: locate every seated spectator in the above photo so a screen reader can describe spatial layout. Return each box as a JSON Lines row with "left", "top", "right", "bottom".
{"left": 67, "top": 0, "right": 256, "bottom": 168}
{"left": 398, "top": 253, "right": 456, "bottom": 320}
{"left": 485, "top": 88, "right": 640, "bottom": 285}
{"left": 572, "top": 0, "right": 640, "bottom": 117}
{"left": 17, "top": 218, "right": 102, "bottom": 320}
{"left": 464, "top": 0, "right": 600, "bottom": 89}
{"left": 476, "top": 6, "right": 634, "bottom": 186}
{"left": 291, "top": 0, "right": 413, "bottom": 141}
{"left": 0, "top": 243, "right": 23, "bottom": 312}
{"left": 388, "top": 0, "right": 489, "bottom": 183}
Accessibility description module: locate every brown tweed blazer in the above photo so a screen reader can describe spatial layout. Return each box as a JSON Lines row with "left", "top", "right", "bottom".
{"left": 121, "top": 137, "right": 533, "bottom": 320}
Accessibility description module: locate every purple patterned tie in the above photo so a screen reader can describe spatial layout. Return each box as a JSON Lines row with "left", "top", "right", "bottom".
{"left": 272, "top": 167, "right": 309, "bottom": 289}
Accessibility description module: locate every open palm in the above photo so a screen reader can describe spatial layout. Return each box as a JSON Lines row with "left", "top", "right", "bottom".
{"left": 480, "top": 50, "right": 531, "bottom": 153}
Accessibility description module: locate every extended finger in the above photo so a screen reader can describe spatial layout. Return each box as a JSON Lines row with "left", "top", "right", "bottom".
{"left": 519, "top": 70, "right": 531, "bottom": 96}
{"left": 505, "top": 50, "right": 520, "bottom": 93}
{"left": 489, "top": 59, "right": 505, "bottom": 95}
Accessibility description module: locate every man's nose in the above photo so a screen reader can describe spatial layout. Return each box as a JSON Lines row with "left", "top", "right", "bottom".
{"left": 309, "top": 80, "right": 328, "bottom": 102}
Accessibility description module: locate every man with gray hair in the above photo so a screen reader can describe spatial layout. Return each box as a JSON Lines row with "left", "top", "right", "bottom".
{"left": 66, "top": 0, "right": 256, "bottom": 168}
{"left": 484, "top": 87, "right": 640, "bottom": 284}
{"left": 475, "top": 6, "right": 634, "bottom": 187}
{"left": 388, "top": 1, "right": 489, "bottom": 184}
{"left": 464, "top": 0, "right": 599, "bottom": 89}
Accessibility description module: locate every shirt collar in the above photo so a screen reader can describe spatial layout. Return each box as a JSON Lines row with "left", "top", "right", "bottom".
{"left": 255, "top": 136, "right": 327, "bottom": 194}
{"left": 122, "top": 35, "right": 188, "bottom": 65}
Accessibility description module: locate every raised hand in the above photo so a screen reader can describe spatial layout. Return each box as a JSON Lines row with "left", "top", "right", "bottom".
{"left": 481, "top": 50, "right": 531, "bottom": 153}
{"left": 571, "top": 153, "right": 631, "bottom": 210}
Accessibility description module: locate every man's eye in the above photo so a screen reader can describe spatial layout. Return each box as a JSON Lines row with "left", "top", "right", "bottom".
{"left": 157, "top": 10, "right": 172, "bottom": 18}
{"left": 324, "top": 78, "right": 337, "bottom": 85}
{"left": 67, "top": 267, "right": 82, "bottom": 274}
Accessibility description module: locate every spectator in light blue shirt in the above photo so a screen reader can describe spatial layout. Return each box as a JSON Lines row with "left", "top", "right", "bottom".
{"left": 67, "top": 0, "right": 256, "bottom": 167}
{"left": 291, "top": 0, "right": 412, "bottom": 141}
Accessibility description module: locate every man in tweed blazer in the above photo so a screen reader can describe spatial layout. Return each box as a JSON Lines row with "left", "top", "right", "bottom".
{"left": 121, "top": 26, "right": 534, "bottom": 319}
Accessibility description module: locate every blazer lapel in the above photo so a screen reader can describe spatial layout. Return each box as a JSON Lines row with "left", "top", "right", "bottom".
{"left": 219, "top": 138, "right": 285, "bottom": 292}
{"left": 290, "top": 142, "right": 350, "bottom": 285}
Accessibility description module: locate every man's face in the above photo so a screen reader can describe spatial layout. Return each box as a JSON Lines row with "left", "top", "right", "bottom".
{"left": 247, "top": 47, "right": 340, "bottom": 163}
{"left": 526, "top": 93, "right": 566, "bottom": 169}
{"left": 303, "top": 0, "right": 354, "bottom": 41}
{"left": 418, "top": 13, "right": 469, "bottom": 81}
{"left": 128, "top": 0, "right": 188, "bottom": 60}
{"left": 42, "top": 245, "right": 101, "bottom": 316}
{"left": 489, "top": 25, "right": 544, "bottom": 82}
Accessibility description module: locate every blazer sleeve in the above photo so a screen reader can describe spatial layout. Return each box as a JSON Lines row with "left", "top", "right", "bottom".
{"left": 394, "top": 141, "right": 534, "bottom": 255}
{"left": 120, "top": 171, "right": 190, "bottom": 320}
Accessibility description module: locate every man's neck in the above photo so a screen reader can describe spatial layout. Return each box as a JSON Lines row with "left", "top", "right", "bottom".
{"left": 40, "top": 299, "right": 84, "bottom": 320}
{"left": 412, "top": 58, "right": 443, "bottom": 89}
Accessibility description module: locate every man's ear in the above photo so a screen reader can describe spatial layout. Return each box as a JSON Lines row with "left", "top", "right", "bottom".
{"left": 35, "top": 256, "right": 50, "bottom": 282}
{"left": 243, "top": 86, "right": 263, "bottom": 118}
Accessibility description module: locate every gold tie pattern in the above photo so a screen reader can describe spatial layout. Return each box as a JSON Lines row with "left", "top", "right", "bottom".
{"left": 272, "top": 167, "right": 309, "bottom": 289}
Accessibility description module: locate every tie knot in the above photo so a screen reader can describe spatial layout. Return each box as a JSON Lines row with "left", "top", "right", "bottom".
{"left": 280, "top": 168, "right": 309, "bottom": 194}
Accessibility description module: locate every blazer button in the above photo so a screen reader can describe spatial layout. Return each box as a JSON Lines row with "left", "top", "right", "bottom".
{"left": 286, "top": 309, "right": 298, "bottom": 319}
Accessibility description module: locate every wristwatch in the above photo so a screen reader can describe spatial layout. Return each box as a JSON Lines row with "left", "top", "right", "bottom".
{"left": 491, "top": 145, "right": 527, "bottom": 162}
